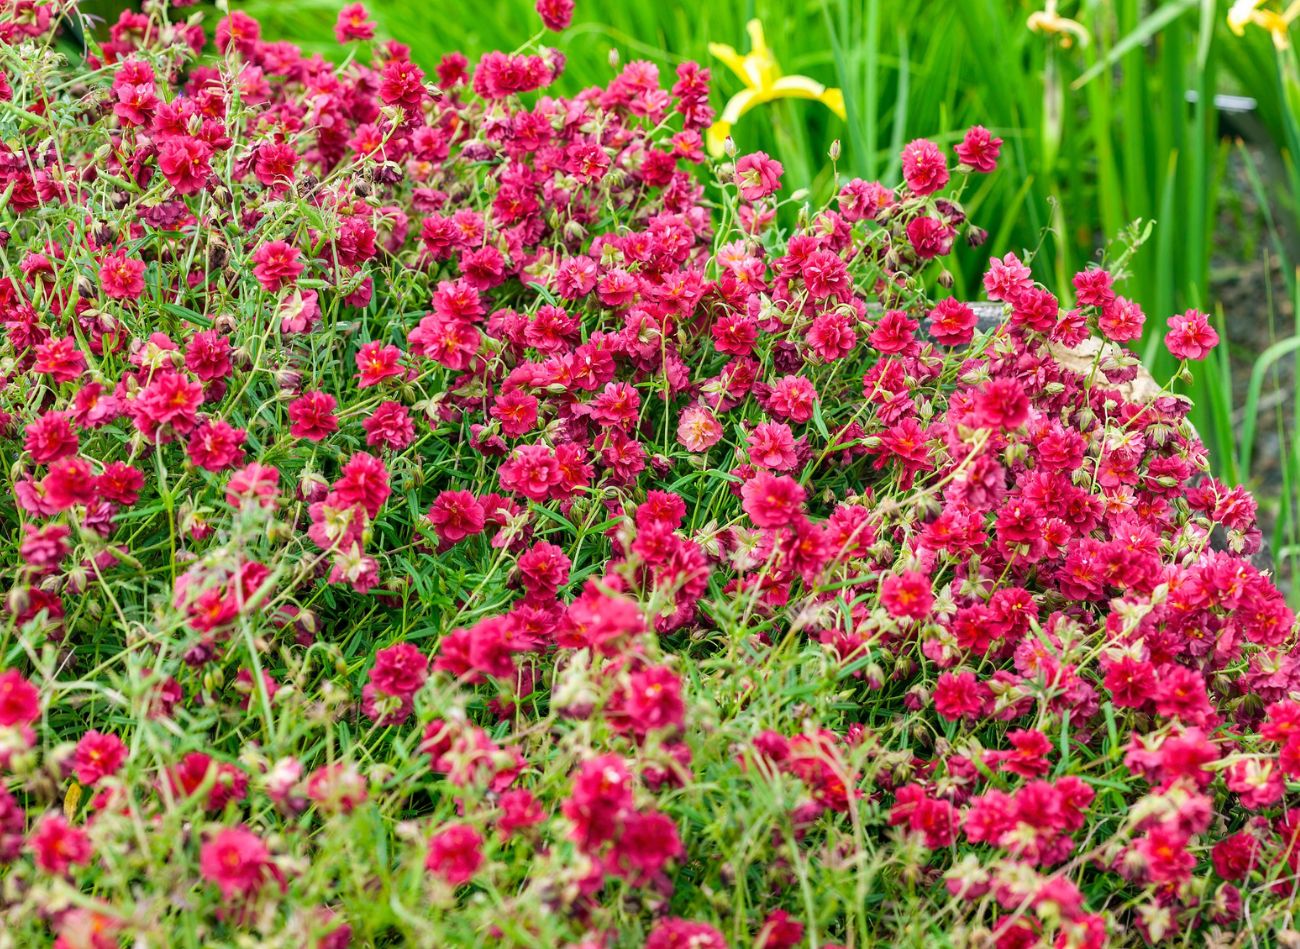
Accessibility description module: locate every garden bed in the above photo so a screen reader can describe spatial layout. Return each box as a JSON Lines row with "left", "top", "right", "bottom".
{"left": 0, "top": 3, "right": 1296, "bottom": 948}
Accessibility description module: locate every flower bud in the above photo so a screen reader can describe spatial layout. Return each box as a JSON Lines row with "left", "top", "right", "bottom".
{"left": 6, "top": 584, "right": 29, "bottom": 616}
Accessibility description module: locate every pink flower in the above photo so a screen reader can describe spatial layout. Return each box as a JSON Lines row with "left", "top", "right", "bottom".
{"left": 1135, "top": 823, "right": 1195, "bottom": 885}
{"left": 880, "top": 570, "right": 933, "bottom": 619}
{"left": 518, "top": 540, "right": 571, "bottom": 595}
{"left": 25, "top": 411, "right": 78, "bottom": 464}
{"left": 677, "top": 404, "right": 723, "bottom": 452}
{"left": 611, "top": 808, "right": 683, "bottom": 883}
{"left": 983, "top": 252, "right": 1033, "bottom": 302}
{"left": 355, "top": 340, "right": 404, "bottom": 388}
{"left": 562, "top": 754, "right": 632, "bottom": 848}
{"left": 498, "top": 789, "right": 545, "bottom": 837}
{"left": 43, "top": 456, "right": 98, "bottom": 510}
{"left": 362, "top": 401, "right": 415, "bottom": 450}
{"left": 905, "top": 216, "right": 954, "bottom": 259}
{"left": 187, "top": 419, "right": 247, "bottom": 471}
{"left": 33, "top": 337, "right": 87, "bottom": 384}
{"left": 0, "top": 669, "right": 39, "bottom": 726}
{"left": 806, "top": 311, "right": 857, "bottom": 361}
{"left": 131, "top": 372, "right": 203, "bottom": 439}
{"left": 306, "top": 763, "right": 368, "bottom": 815}
{"left": 215, "top": 10, "right": 261, "bottom": 55}
{"left": 933, "top": 670, "right": 989, "bottom": 721}
{"left": 954, "top": 125, "right": 1002, "bottom": 172}
{"left": 869, "top": 309, "right": 918, "bottom": 354}
{"left": 1098, "top": 296, "right": 1145, "bottom": 342}
{"left": 838, "top": 178, "right": 895, "bottom": 222}
{"left": 499, "top": 444, "right": 560, "bottom": 501}
{"left": 279, "top": 290, "right": 321, "bottom": 334}
{"left": 199, "top": 826, "right": 275, "bottom": 899}
{"left": 758, "top": 910, "right": 805, "bottom": 949}
{"left": 253, "top": 142, "right": 298, "bottom": 189}
{"left": 428, "top": 490, "right": 486, "bottom": 544}
{"left": 72, "top": 730, "right": 127, "bottom": 785}
{"left": 369, "top": 642, "right": 428, "bottom": 698}
{"left": 646, "top": 919, "right": 729, "bottom": 949}
{"left": 1212, "top": 832, "right": 1261, "bottom": 881}
{"left": 379, "top": 58, "right": 426, "bottom": 111}
{"left": 1009, "top": 287, "right": 1059, "bottom": 333}
{"left": 329, "top": 452, "right": 391, "bottom": 517}
{"left": 734, "top": 151, "right": 783, "bottom": 202}
{"left": 747, "top": 422, "right": 798, "bottom": 470}
{"left": 767, "top": 376, "right": 818, "bottom": 423}
{"left": 802, "top": 249, "right": 850, "bottom": 300}
{"left": 288, "top": 391, "right": 339, "bottom": 441}
{"left": 972, "top": 378, "right": 1030, "bottom": 430}
{"left": 426, "top": 824, "right": 483, "bottom": 885}
{"left": 226, "top": 463, "right": 280, "bottom": 510}
{"left": 98, "top": 462, "right": 144, "bottom": 505}
{"left": 98, "top": 251, "right": 146, "bottom": 300}
{"left": 1072, "top": 268, "right": 1115, "bottom": 307}
{"left": 901, "top": 138, "right": 949, "bottom": 195}
{"left": 623, "top": 665, "right": 685, "bottom": 735}
{"left": 333, "top": 2, "right": 375, "bottom": 42}
{"left": 20, "top": 523, "right": 70, "bottom": 570}
{"left": 28, "top": 814, "right": 91, "bottom": 874}
{"left": 741, "top": 472, "right": 806, "bottom": 528}
{"left": 536, "top": 0, "right": 575, "bottom": 31}
{"left": 1165, "top": 309, "right": 1219, "bottom": 361}
{"left": 409, "top": 314, "right": 480, "bottom": 369}
{"left": 185, "top": 330, "right": 232, "bottom": 381}
{"left": 491, "top": 389, "right": 539, "bottom": 436}
{"left": 251, "top": 241, "right": 304, "bottom": 292}
{"left": 927, "top": 298, "right": 978, "bottom": 346}
{"left": 472, "top": 51, "right": 552, "bottom": 100}
{"left": 156, "top": 136, "right": 212, "bottom": 195}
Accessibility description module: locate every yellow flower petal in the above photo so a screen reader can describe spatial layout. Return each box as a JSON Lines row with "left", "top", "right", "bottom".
{"left": 706, "top": 19, "right": 845, "bottom": 154}
{"left": 744, "top": 19, "right": 769, "bottom": 62}
{"left": 768, "top": 75, "right": 848, "bottom": 120}
{"left": 707, "top": 42, "right": 753, "bottom": 87}
{"left": 742, "top": 20, "right": 781, "bottom": 89}
{"left": 717, "top": 87, "right": 762, "bottom": 126}
{"left": 819, "top": 87, "right": 847, "bottom": 120}
{"left": 768, "top": 74, "right": 829, "bottom": 99}
{"left": 1227, "top": 0, "right": 1266, "bottom": 34}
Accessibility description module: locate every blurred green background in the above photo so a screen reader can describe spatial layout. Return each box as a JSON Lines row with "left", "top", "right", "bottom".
{"left": 77, "top": 0, "right": 1300, "bottom": 593}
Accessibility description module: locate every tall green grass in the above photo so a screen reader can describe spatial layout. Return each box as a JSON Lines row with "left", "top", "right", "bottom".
{"left": 239, "top": 0, "right": 1299, "bottom": 595}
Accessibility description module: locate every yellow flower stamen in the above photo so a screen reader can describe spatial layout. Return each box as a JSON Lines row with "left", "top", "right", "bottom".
{"left": 705, "top": 19, "right": 846, "bottom": 157}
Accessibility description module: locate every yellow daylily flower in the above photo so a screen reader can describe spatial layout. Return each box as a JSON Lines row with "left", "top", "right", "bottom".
{"left": 705, "top": 19, "right": 846, "bottom": 157}
{"left": 1027, "top": 0, "right": 1091, "bottom": 48}
{"left": 1228, "top": 0, "right": 1300, "bottom": 49}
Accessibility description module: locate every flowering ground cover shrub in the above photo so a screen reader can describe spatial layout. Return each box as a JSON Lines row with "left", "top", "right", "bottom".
{"left": 0, "top": 1, "right": 1296, "bottom": 946}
